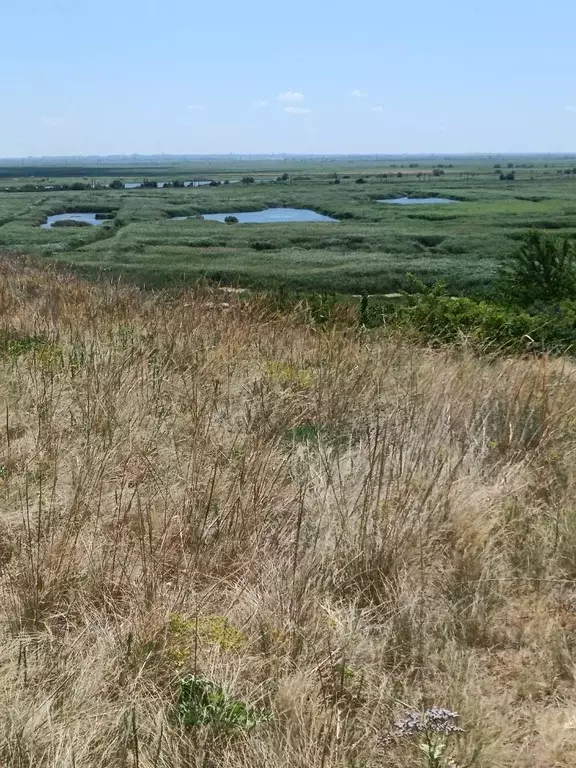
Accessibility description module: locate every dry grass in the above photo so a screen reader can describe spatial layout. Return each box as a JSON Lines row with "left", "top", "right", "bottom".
{"left": 0, "top": 255, "right": 576, "bottom": 766}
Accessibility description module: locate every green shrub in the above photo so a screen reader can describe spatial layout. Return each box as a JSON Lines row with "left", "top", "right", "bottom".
{"left": 175, "top": 675, "right": 269, "bottom": 730}
{"left": 384, "top": 282, "right": 576, "bottom": 354}
{"left": 499, "top": 230, "right": 576, "bottom": 306}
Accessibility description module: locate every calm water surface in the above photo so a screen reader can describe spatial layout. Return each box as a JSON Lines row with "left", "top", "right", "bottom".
{"left": 202, "top": 208, "right": 338, "bottom": 223}
{"left": 41, "top": 212, "right": 107, "bottom": 229}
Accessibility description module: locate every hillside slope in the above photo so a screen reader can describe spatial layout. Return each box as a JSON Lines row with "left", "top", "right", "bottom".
{"left": 0, "top": 255, "right": 575, "bottom": 766}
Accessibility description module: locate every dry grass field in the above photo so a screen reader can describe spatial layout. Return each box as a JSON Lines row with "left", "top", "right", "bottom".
{"left": 0, "top": 255, "right": 576, "bottom": 766}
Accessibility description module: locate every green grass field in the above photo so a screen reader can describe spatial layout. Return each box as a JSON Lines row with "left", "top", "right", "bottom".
{"left": 2, "top": 154, "right": 576, "bottom": 294}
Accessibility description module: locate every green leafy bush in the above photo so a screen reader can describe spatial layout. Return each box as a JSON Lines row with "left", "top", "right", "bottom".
{"left": 175, "top": 675, "right": 269, "bottom": 730}
{"left": 500, "top": 230, "right": 576, "bottom": 305}
{"left": 384, "top": 282, "right": 576, "bottom": 354}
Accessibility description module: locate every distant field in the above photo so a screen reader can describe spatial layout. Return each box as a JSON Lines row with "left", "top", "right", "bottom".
{"left": 2, "top": 154, "right": 576, "bottom": 294}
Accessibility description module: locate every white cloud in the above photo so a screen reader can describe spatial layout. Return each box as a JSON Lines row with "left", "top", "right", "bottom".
{"left": 188, "top": 104, "right": 205, "bottom": 111}
{"left": 372, "top": 106, "right": 384, "bottom": 113}
{"left": 278, "top": 91, "right": 304, "bottom": 104}
{"left": 352, "top": 89, "right": 366, "bottom": 98}
{"left": 252, "top": 100, "right": 269, "bottom": 108}
{"left": 41, "top": 116, "right": 72, "bottom": 128}
{"left": 284, "top": 106, "right": 312, "bottom": 115}
{"left": 565, "top": 105, "right": 576, "bottom": 113}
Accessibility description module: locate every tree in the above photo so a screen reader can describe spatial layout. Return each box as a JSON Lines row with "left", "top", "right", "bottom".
{"left": 224, "top": 215, "right": 239, "bottom": 224}
{"left": 355, "top": 177, "right": 366, "bottom": 184}
{"left": 109, "top": 179, "right": 124, "bottom": 190}
{"left": 242, "top": 176, "right": 255, "bottom": 184}
{"left": 499, "top": 230, "right": 576, "bottom": 305}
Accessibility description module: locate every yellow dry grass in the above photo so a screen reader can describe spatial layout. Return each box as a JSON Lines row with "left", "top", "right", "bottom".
{"left": 0, "top": 255, "right": 575, "bottom": 766}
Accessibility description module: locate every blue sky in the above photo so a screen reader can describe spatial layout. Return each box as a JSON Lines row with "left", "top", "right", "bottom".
{"left": 2, "top": 0, "right": 576, "bottom": 156}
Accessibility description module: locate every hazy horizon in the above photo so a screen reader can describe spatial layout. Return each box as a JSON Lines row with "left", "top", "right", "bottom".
{"left": 3, "top": 152, "right": 576, "bottom": 164}
{"left": 3, "top": 0, "right": 576, "bottom": 157}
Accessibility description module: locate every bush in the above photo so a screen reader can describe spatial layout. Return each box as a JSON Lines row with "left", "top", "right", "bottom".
{"left": 176, "top": 675, "right": 269, "bottom": 730}
{"left": 51, "top": 219, "right": 91, "bottom": 228}
{"left": 224, "top": 215, "right": 239, "bottom": 224}
{"left": 384, "top": 283, "right": 576, "bottom": 354}
{"left": 109, "top": 179, "right": 124, "bottom": 190}
{"left": 499, "top": 230, "right": 576, "bottom": 306}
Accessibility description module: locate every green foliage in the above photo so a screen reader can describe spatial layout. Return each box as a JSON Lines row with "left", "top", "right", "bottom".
{"left": 175, "top": 675, "right": 269, "bottom": 730}
{"left": 358, "top": 293, "right": 384, "bottom": 328}
{"left": 305, "top": 292, "right": 339, "bottom": 325}
{"left": 0, "top": 332, "right": 49, "bottom": 358}
{"left": 51, "top": 219, "right": 91, "bottom": 228}
{"left": 167, "top": 613, "right": 246, "bottom": 663}
{"left": 384, "top": 282, "right": 576, "bottom": 354}
{"left": 108, "top": 179, "right": 124, "bottom": 190}
{"left": 224, "top": 215, "right": 239, "bottom": 224}
{"left": 499, "top": 230, "right": 576, "bottom": 306}
{"left": 284, "top": 422, "right": 319, "bottom": 443}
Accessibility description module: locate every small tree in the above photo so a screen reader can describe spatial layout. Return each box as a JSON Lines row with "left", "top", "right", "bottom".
{"left": 109, "top": 179, "right": 124, "bottom": 190}
{"left": 499, "top": 230, "right": 576, "bottom": 305}
{"left": 224, "top": 215, "right": 239, "bottom": 224}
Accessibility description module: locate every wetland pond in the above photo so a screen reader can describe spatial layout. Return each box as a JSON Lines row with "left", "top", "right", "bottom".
{"left": 41, "top": 212, "right": 109, "bottom": 229}
{"left": 200, "top": 208, "right": 339, "bottom": 223}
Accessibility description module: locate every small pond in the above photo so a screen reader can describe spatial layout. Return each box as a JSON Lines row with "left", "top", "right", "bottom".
{"left": 202, "top": 208, "right": 338, "bottom": 223}
{"left": 41, "top": 212, "right": 108, "bottom": 229}
{"left": 378, "top": 197, "right": 459, "bottom": 206}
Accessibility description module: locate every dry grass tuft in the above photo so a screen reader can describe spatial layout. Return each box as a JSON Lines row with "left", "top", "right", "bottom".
{"left": 0, "top": 254, "right": 575, "bottom": 765}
